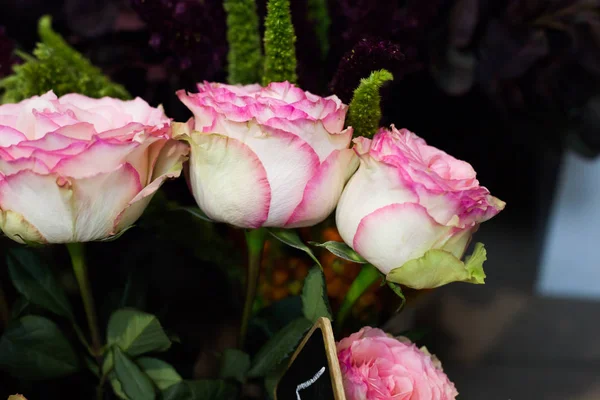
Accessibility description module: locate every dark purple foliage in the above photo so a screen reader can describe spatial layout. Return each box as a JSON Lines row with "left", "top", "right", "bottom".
{"left": 129, "top": 0, "right": 227, "bottom": 80}
{"left": 330, "top": 37, "right": 419, "bottom": 104}
{"left": 326, "top": 0, "right": 449, "bottom": 99}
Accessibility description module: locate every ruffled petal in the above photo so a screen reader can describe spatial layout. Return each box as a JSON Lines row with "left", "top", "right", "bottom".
{"left": 0, "top": 158, "right": 50, "bottom": 176}
{"left": 0, "top": 126, "right": 27, "bottom": 146}
{"left": 264, "top": 118, "right": 353, "bottom": 161}
{"left": 286, "top": 148, "right": 358, "bottom": 228}
{"left": 113, "top": 140, "right": 188, "bottom": 233}
{"left": 52, "top": 139, "right": 139, "bottom": 178}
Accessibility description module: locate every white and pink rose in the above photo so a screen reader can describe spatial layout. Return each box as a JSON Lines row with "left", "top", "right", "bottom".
{"left": 336, "top": 126, "right": 505, "bottom": 288}
{"left": 175, "top": 81, "right": 358, "bottom": 228}
{"left": 0, "top": 91, "right": 188, "bottom": 244}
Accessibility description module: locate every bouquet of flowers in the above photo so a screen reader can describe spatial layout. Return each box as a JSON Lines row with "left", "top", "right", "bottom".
{"left": 0, "top": 1, "right": 509, "bottom": 399}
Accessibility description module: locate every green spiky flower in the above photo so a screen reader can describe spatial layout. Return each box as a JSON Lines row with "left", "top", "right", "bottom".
{"left": 0, "top": 16, "right": 130, "bottom": 104}
{"left": 262, "top": 0, "right": 297, "bottom": 85}
{"left": 224, "top": 0, "right": 263, "bottom": 85}
{"left": 346, "top": 69, "right": 394, "bottom": 138}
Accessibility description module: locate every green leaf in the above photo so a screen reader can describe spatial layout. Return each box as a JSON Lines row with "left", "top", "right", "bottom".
{"left": 248, "top": 317, "right": 312, "bottom": 378}
{"left": 109, "top": 370, "right": 130, "bottom": 399}
{"left": 264, "top": 361, "right": 287, "bottom": 400}
{"left": 262, "top": 0, "right": 297, "bottom": 85}
{"left": 346, "top": 69, "right": 394, "bottom": 137}
{"left": 113, "top": 347, "right": 156, "bottom": 400}
{"left": 7, "top": 248, "right": 73, "bottom": 319}
{"left": 301, "top": 266, "right": 332, "bottom": 322}
{"left": 107, "top": 309, "right": 171, "bottom": 357}
{"left": 175, "top": 207, "right": 213, "bottom": 223}
{"left": 310, "top": 241, "right": 367, "bottom": 264}
{"left": 137, "top": 357, "right": 182, "bottom": 391}
{"left": 219, "top": 348, "right": 250, "bottom": 383}
{"left": 267, "top": 229, "right": 321, "bottom": 268}
{"left": 386, "top": 243, "right": 487, "bottom": 289}
{"left": 224, "top": 0, "right": 263, "bottom": 84}
{"left": 0, "top": 315, "right": 79, "bottom": 379}
{"left": 163, "top": 380, "right": 238, "bottom": 400}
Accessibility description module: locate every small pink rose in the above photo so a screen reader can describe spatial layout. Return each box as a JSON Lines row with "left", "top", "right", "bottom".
{"left": 337, "top": 327, "right": 458, "bottom": 400}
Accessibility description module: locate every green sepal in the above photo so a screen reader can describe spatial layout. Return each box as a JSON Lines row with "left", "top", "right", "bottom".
{"left": 386, "top": 243, "right": 487, "bottom": 289}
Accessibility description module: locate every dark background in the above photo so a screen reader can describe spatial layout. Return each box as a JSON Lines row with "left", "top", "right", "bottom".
{"left": 1, "top": 0, "right": 599, "bottom": 399}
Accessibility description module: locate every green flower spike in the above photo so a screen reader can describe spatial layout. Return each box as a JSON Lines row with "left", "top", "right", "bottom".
{"left": 262, "top": 0, "right": 297, "bottom": 85}
{"left": 386, "top": 243, "right": 488, "bottom": 290}
{"left": 224, "top": 0, "right": 263, "bottom": 85}
{"left": 0, "top": 15, "right": 130, "bottom": 103}
{"left": 346, "top": 69, "right": 394, "bottom": 138}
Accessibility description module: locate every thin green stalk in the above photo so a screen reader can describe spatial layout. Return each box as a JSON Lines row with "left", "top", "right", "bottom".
{"left": 239, "top": 228, "right": 267, "bottom": 348}
{"left": 67, "top": 243, "right": 102, "bottom": 358}
{"left": 335, "top": 264, "right": 381, "bottom": 331}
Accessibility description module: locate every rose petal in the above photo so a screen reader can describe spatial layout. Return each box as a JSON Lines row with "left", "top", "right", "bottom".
{"left": 52, "top": 139, "right": 139, "bottom": 178}
{"left": 336, "top": 161, "right": 419, "bottom": 250}
{"left": 0, "top": 158, "right": 50, "bottom": 176}
{"left": 353, "top": 203, "right": 453, "bottom": 274}
{"left": 71, "top": 163, "right": 142, "bottom": 242}
{"left": 0, "top": 126, "right": 27, "bottom": 146}
{"left": 113, "top": 140, "right": 188, "bottom": 233}
{"left": 264, "top": 118, "right": 353, "bottom": 161}
{"left": 187, "top": 133, "right": 271, "bottom": 228}
{"left": 286, "top": 148, "right": 358, "bottom": 228}
{"left": 219, "top": 122, "right": 320, "bottom": 226}
{"left": 0, "top": 170, "right": 74, "bottom": 242}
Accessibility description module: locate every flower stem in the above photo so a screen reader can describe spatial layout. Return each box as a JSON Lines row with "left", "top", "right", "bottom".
{"left": 67, "top": 243, "right": 102, "bottom": 359}
{"left": 239, "top": 228, "right": 267, "bottom": 348}
{"left": 335, "top": 264, "right": 381, "bottom": 332}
